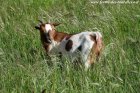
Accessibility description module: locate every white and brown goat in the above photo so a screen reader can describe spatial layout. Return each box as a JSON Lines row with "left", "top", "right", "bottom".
{"left": 35, "top": 21, "right": 103, "bottom": 69}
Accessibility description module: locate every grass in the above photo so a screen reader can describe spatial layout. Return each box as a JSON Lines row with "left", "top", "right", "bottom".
{"left": 0, "top": 0, "right": 140, "bottom": 93}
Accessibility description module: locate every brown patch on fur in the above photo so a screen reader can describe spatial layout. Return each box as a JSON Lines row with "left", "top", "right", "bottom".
{"left": 39, "top": 24, "right": 46, "bottom": 33}
{"left": 90, "top": 34, "right": 103, "bottom": 56}
{"left": 53, "top": 31, "right": 72, "bottom": 42}
{"left": 49, "top": 23, "right": 73, "bottom": 42}
{"left": 65, "top": 40, "right": 73, "bottom": 51}
{"left": 89, "top": 44, "right": 97, "bottom": 64}
{"left": 89, "top": 34, "right": 103, "bottom": 65}
{"left": 90, "top": 34, "right": 96, "bottom": 42}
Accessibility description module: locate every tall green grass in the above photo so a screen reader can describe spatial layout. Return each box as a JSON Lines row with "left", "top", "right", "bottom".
{"left": 0, "top": 0, "right": 140, "bottom": 93}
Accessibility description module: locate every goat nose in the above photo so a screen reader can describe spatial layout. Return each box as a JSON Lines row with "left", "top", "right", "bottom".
{"left": 48, "top": 39, "right": 52, "bottom": 43}
{"left": 46, "top": 36, "right": 50, "bottom": 40}
{"left": 48, "top": 37, "right": 51, "bottom": 40}
{"left": 46, "top": 37, "right": 52, "bottom": 43}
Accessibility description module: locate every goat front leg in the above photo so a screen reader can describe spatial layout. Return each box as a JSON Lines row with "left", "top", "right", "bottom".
{"left": 81, "top": 53, "right": 90, "bottom": 71}
{"left": 43, "top": 44, "right": 53, "bottom": 66}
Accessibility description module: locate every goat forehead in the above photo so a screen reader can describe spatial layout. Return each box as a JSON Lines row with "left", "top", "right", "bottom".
{"left": 45, "top": 24, "right": 52, "bottom": 32}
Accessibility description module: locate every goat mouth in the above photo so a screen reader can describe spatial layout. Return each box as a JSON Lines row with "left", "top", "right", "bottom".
{"left": 45, "top": 36, "right": 52, "bottom": 44}
{"left": 45, "top": 39, "right": 52, "bottom": 44}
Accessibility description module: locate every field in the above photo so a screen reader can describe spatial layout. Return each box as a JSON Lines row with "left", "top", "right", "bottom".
{"left": 0, "top": 0, "right": 140, "bottom": 93}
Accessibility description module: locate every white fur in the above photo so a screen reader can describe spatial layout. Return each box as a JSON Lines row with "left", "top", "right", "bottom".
{"left": 45, "top": 24, "right": 52, "bottom": 32}
{"left": 45, "top": 29, "right": 102, "bottom": 69}
{"left": 60, "top": 32, "right": 96, "bottom": 68}
{"left": 49, "top": 31, "right": 102, "bottom": 69}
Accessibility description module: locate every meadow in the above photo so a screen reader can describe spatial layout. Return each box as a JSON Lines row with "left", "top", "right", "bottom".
{"left": 0, "top": 0, "right": 140, "bottom": 93}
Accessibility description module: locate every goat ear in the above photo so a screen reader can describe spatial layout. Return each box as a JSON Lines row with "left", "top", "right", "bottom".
{"left": 35, "top": 26, "right": 40, "bottom": 30}
{"left": 52, "top": 23, "right": 61, "bottom": 26}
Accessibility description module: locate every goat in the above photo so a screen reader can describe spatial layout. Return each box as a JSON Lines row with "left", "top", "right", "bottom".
{"left": 35, "top": 21, "right": 103, "bottom": 69}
